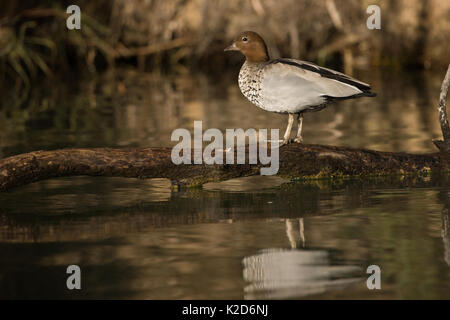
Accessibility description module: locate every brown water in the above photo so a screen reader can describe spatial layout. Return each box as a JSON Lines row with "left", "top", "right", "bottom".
{"left": 1, "top": 68, "right": 450, "bottom": 299}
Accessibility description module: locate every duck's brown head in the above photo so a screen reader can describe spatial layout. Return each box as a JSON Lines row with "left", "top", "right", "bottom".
{"left": 224, "top": 31, "right": 269, "bottom": 63}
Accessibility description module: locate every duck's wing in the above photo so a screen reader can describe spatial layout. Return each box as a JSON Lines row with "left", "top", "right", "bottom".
{"left": 259, "top": 58, "right": 375, "bottom": 113}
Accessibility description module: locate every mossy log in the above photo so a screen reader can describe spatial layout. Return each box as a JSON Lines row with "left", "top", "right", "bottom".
{"left": 1, "top": 144, "right": 450, "bottom": 191}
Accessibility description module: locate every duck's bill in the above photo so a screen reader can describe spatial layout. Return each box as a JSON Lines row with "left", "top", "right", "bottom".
{"left": 224, "top": 43, "right": 239, "bottom": 52}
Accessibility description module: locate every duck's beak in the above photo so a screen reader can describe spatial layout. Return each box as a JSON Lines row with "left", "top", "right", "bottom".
{"left": 224, "top": 42, "right": 239, "bottom": 52}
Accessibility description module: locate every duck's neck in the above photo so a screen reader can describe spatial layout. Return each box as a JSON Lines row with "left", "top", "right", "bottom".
{"left": 245, "top": 54, "right": 269, "bottom": 64}
{"left": 243, "top": 43, "right": 270, "bottom": 63}
{"left": 240, "top": 61, "right": 264, "bottom": 79}
{"left": 242, "top": 59, "right": 267, "bottom": 70}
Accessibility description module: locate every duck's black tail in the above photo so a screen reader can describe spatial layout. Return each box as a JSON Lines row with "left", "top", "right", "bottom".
{"left": 322, "top": 90, "right": 377, "bottom": 102}
{"left": 362, "top": 91, "right": 377, "bottom": 97}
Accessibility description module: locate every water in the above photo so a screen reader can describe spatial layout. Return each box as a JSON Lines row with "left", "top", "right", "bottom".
{"left": 1, "top": 68, "right": 450, "bottom": 299}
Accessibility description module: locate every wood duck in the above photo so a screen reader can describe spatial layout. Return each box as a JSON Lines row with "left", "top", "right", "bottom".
{"left": 225, "top": 31, "right": 376, "bottom": 145}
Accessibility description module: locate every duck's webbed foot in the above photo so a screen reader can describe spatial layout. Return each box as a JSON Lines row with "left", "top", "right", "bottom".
{"left": 280, "top": 138, "right": 294, "bottom": 146}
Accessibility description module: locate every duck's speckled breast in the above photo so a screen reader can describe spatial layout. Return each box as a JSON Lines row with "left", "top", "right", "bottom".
{"left": 238, "top": 61, "right": 265, "bottom": 109}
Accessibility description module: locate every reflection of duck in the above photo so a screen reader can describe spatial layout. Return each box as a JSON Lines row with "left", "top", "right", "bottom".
{"left": 286, "top": 218, "right": 305, "bottom": 249}
{"left": 242, "top": 218, "right": 361, "bottom": 299}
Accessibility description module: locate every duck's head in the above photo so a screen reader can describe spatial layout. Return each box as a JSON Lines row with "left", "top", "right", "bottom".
{"left": 224, "top": 31, "right": 269, "bottom": 63}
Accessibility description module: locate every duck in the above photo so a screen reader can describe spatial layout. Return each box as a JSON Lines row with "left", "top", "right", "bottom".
{"left": 224, "top": 31, "right": 376, "bottom": 145}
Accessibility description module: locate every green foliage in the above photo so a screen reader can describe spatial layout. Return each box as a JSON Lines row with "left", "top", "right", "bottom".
{"left": 0, "top": 7, "right": 114, "bottom": 87}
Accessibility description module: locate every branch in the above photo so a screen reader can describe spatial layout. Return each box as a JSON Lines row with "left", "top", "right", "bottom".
{"left": 1, "top": 144, "right": 450, "bottom": 191}
{"left": 433, "top": 64, "right": 450, "bottom": 151}
{"left": 325, "top": 0, "right": 344, "bottom": 30}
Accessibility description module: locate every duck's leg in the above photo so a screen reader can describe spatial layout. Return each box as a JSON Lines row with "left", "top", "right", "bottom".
{"left": 294, "top": 113, "right": 304, "bottom": 143}
{"left": 281, "top": 113, "right": 294, "bottom": 146}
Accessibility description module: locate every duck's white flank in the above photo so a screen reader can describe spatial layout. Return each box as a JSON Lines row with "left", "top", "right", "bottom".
{"left": 239, "top": 59, "right": 370, "bottom": 114}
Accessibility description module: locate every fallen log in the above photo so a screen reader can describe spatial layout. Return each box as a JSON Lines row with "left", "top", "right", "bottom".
{"left": 0, "top": 144, "right": 449, "bottom": 191}
{"left": 0, "top": 64, "right": 449, "bottom": 191}
{"left": 433, "top": 64, "right": 450, "bottom": 151}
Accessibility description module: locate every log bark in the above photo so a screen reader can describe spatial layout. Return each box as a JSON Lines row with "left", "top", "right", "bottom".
{"left": 1, "top": 144, "right": 450, "bottom": 191}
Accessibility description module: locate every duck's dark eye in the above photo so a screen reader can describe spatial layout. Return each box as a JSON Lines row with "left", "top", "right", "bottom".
{"left": 242, "top": 37, "right": 248, "bottom": 43}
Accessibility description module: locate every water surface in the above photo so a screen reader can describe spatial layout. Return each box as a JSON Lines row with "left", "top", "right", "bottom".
{"left": 1, "top": 68, "right": 449, "bottom": 299}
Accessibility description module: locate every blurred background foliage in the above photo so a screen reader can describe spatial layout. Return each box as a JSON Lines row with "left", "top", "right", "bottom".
{"left": 0, "top": 0, "right": 449, "bottom": 86}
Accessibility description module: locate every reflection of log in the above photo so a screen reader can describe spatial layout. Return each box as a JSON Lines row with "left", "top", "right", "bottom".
{"left": 1, "top": 144, "right": 450, "bottom": 191}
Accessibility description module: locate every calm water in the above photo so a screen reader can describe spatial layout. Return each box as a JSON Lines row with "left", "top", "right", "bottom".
{"left": 1, "top": 68, "right": 450, "bottom": 299}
